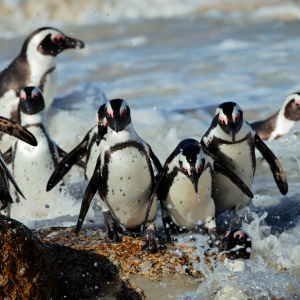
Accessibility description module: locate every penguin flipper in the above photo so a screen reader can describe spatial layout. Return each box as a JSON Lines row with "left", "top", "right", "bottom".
{"left": 46, "top": 132, "right": 90, "bottom": 191}
{"left": 0, "top": 116, "right": 37, "bottom": 146}
{"left": 0, "top": 153, "right": 26, "bottom": 200}
{"left": 148, "top": 146, "right": 163, "bottom": 174}
{"left": 142, "top": 169, "right": 166, "bottom": 230}
{"left": 213, "top": 161, "right": 254, "bottom": 198}
{"left": 57, "top": 146, "right": 86, "bottom": 169}
{"left": 254, "top": 133, "right": 288, "bottom": 195}
{"left": 75, "top": 157, "right": 101, "bottom": 234}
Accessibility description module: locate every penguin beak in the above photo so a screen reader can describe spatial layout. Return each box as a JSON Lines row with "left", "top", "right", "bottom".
{"left": 62, "top": 36, "right": 85, "bottom": 50}
{"left": 229, "top": 126, "right": 236, "bottom": 142}
{"left": 190, "top": 169, "right": 199, "bottom": 194}
{"left": 96, "top": 125, "right": 107, "bottom": 146}
{"left": 114, "top": 116, "right": 121, "bottom": 133}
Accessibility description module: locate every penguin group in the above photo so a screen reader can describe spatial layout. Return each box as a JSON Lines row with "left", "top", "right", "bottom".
{"left": 0, "top": 27, "right": 297, "bottom": 257}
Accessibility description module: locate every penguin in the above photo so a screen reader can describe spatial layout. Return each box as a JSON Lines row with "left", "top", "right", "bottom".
{"left": 220, "top": 229, "right": 252, "bottom": 272}
{"left": 3, "top": 87, "right": 84, "bottom": 220}
{"left": 251, "top": 93, "right": 300, "bottom": 141}
{"left": 0, "top": 27, "right": 84, "bottom": 126}
{"left": 47, "top": 103, "right": 107, "bottom": 190}
{"left": 200, "top": 102, "right": 288, "bottom": 215}
{"left": 0, "top": 116, "right": 37, "bottom": 216}
{"left": 144, "top": 138, "right": 253, "bottom": 244}
{"left": 46, "top": 103, "right": 108, "bottom": 219}
{"left": 76, "top": 99, "right": 163, "bottom": 253}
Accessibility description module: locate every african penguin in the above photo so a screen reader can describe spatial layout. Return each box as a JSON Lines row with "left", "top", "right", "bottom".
{"left": 3, "top": 87, "right": 84, "bottom": 221}
{"left": 0, "top": 27, "right": 84, "bottom": 126}
{"left": 76, "top": 99, "right": 163, "bottom": 253}
{"left": 220, "top": 229, "right": 252, "bottom": 272}
{"left": 201, "top": 102, "right": 288, "bottom": 215}
{"left": 251, "top": 93, "right": 300, "bottom": 141}
{"left": 0, "top": 115, "right": 37, "bottom": 216}
{"left": 144, "top": 139, "right": 253, "bottom": 244}
{"left": 47, "top": 103, "right": 108, "bottom": 218}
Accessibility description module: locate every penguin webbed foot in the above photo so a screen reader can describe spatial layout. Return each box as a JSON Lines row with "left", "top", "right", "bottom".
{"left": 207, "top": 227, "right": 220, "bottom": 249}
{"left": 141, "top": 224, "right": 163, "bottom": 253}
{"left": 103, "top": 211, "right": 123, "bottom": 242}
{"left": 162, "top": 216, "right": 183, "bottom": 243}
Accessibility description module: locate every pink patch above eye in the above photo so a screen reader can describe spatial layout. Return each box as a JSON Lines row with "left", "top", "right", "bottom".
{"left": 51, "top": 34, "right": 66, "bottom": 43}
{"left": 120, "top": 109, "right": 126, "bottom": 116}
{"left": 107, "top": 110, "right": 113, "bottom": 118}
{"left": 183, "top": 166, "right": 191, "bottom": 175}
{"left": 219, "top": 116, "right": 228, "bottom": 125}
{"left": 295, "top": 100, "right": 300, "bottom": 107}
{"left": 225, "top": 231, "right": 230, "bottom": 237}
{"left": 196, "top": 163, "right": 202, "bottom": 173}
{"left": 95, "top": 116, "right": 99, "bottom": 126}
{"left": 20, "top": 93, "right": 26, "bottom": 100}
{"left": 31, "top": 92, "right": 38, "bottom": 98}
{"left": 233, "top": 113, "right": 239, "bottom": 123}
{"left": 233, "top": 231, "right": 245, "bottom": 240}
{"left": 103, "top": 119, "right": 107, "bottom": 127}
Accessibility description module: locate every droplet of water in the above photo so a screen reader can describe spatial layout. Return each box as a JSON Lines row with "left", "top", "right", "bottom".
{"left": 165, "top": 223, "right": 170, "bottom": 228}
{"left": 197, "top": 198, "right": 200, "bottom": 202}
{"left": 186, "top": 212, "right": 189, "bottom": 217}
{"left": 167, "top": 204, "right": 172, "bottom": 209}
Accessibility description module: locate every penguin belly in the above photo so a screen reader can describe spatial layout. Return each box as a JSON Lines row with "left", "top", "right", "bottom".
{"left": 104, "top": 146, "right": 154, "bottom": 229}
{"left": 11, "top": 128, "right": 62, "bottom": 220}
{"left": 213, "top": 139, "right": 255, "bottom": 215}
{"left": 166, "top": 169, "right": 215, "bottom": 229}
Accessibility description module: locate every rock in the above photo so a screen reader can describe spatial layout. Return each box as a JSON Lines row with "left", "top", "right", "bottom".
{"left": 0, "top": 216, "right": 145, "bottom": 300}
{"left": 0, "top": 215, "right": 57, "bottom": 300}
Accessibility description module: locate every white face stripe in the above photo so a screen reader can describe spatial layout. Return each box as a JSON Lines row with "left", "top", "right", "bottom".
{"left": 20, "top": 89, "right": 26, "bottom": 99}
{"left": 31, "top": 87, "right": 42, "bottom": 96}
{"left": 216, "top": 108, "right": 228, "bottom": 124}
{"left": 120, "top": 100, "right": 128, "bottom": 112}
{"left": 216, "top": 103, "right": 242, "bottom": 124}
{"left": 106, "top": 100, "right": 129, "bottom": 113}
{"left": 282, "top": 93, "right": 300, "bottom": 108}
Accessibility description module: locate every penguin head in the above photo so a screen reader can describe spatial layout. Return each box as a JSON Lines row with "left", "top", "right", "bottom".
{"left": 220, "top": 229, "right": 251, "bottom": 260}
{"left": 215, "top": 102, "right": 243, "bottom": 142}
{"left": 282, "top": 93, "right": 300, "bottom": 122}
{"left": 105, "top": 99, "right": 131, "bottom": 133}
{"left": 177, "top": 143, "right": 205, "bottom": 193}
{"left": 19, "top": 87, "right": 45, "bottom": 115}
{"left": 95, "top": 103, "right": 107, "bottom": 146}
{"left": 21, "top": 27, "right": 84, "bottom": 57}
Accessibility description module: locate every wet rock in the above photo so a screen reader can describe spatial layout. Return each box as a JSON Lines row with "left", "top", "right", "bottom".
{"left": 0, "top": 215, "right": 57, "bottom": 300}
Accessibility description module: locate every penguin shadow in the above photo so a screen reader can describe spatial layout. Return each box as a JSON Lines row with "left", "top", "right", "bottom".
{"left": 48, "top": 242, "right": 144, "bottom": 300}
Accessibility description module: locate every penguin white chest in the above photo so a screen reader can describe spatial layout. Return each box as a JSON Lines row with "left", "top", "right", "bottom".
{"left": 12, "top": 128, "right": 61, "bottom": 219}
{"left": 166, "top": 169, "right": 215, "bottom": 229}
{"left": 103, "top": 146, "right": 153, "bottom": 229}
{"left": 213, "top": 138, "right": 255, "bottom": 214}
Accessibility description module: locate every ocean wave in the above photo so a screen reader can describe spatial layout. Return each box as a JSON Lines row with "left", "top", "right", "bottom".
{"left": 1, "top": 0, "right": 300, "bottom": 38}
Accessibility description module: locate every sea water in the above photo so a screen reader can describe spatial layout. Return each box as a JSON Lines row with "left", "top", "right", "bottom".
{"left": 1, "top": 0, "right": 300, "bottom": 298}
